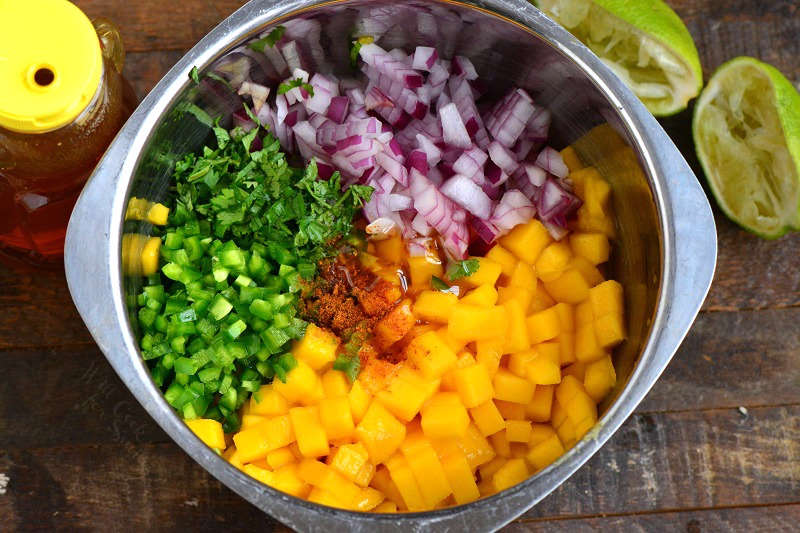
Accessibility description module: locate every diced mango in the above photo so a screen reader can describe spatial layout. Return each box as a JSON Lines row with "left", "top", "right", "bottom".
{"left": 503, "top": 299, "right": 531, "bottom": 354}
{"left": 574, "top": 322, "right": 606, "bottom": 363}
{"left": 500, "top": 219, "right": 552, "bottom": 264}
{"left": 371, "top": 466, "right": 406, "bottom": 508}
{"left": 405, "top": 331, "right": 457, "bottom": 379}
{"left": 437, "top": 326, "right": 469, "bottom": 353}
{"left": 562, "top": 362, "right": 587, "bottom": 381}
{"left": 441, "top": 351, "right": 478, "bottom": 392}
{"left": 185, "top": 418, "right": 226, "bottom": 450}
{"left": 241, "top": 414, "right": 267, "bottom": 430}
{"left": 526, "top": 306, "right": 561, "bottom": 344}
{"left": 448, "top": 304, "right": 508, "bottom": 341}
{"left": 266, "top": 446, "right": 295, "bottom": 470}
{"left": 527, "top": 434, "right": 565, "bottom": 472}
{"left": 321, "top": 370, "right": 350, "bottom": 398}
{"left": 243, "top": 463, "right": 274, "bottom": 486}
{"left": 508, "top": 349, "right": 537, "bottom": 378}
{"left": 461, "top": 257, "right": 503, "bottom": 288}
{"left": 401, "top": 436, "right": 452, "bottom": 507}
{"left": 328, "top": 443, "right": 369, "bottom": 483}
{"left": 408, "top": 255, "right": 444, "bottom": 289}
{"left": 589, "top": 280, "right": 624, "bottom": 314}
{"left": 552, "top": 303, "right": 574, "bottom": 333}
{"left": 594, "top": 312, "right": 626, "bottom": 348}
{"left": 355, "top": 401, "right": 407, "bottom": 463}
{"left": 556, "top": 376, "right": 598, "bottom": 434}
{"left": 452, "top": 363, "right": 494, "bottom": 408}
{"left": 560, "top": 146, "right": 584, "bottom": 172}
{"left": 439, "top": 449, "right": 480, "bottom": 505}
{"left": 570, "top": 256, "right": 605, "bottom": 288}
{"left": 374, "top": 500, "right": 398, "bottom": 513}
{"left": 485, "top": 244, "right": 518, "bottom": 277}
{"left": 269, "top": 463, "right": 311, "bottom": 498}
{"left": 413, "top": 290, "right": 458, "bottom": 323}
{"left": 527, "top": 385, "right": 555, "bottom": 423}
{"left": 528, "top": 284, "right": 556, "bottom": 313}
{"left": 526, "top": 349, "right": 561, "bottom": 385}
{"left": 460, "top": 284, "right": 499, "bottom": 307}
{"left": 543, "top": 269, "right": 591, "bottom": 304}
{"left": 535, "top": 242, "right": 573, "bottom": 283}
{"left": 575, "top": 300, "right": 594, "bottom": 326}
{"left": 495, "top": 399, "right": 527, "bottom": 420}
{"left": 557, "top": 333, "right": 576, "bottom": 366}
{"left": 505, "top": 420, "right": 532, "bottom": 443}
{"left": 293, "top": 323, "right": 339, "bottom": 370}
{"left": 250, "top": 385, "right": 289, "bottom": 416}
{"left": 421, "top": 392, "right": 470, "bottom": 439}
{"left": 307, "top": 487, "right": 346, "bottom": 509}
{"left": 273, "top": 360, "right": 323, "bottom": 405}
{"left": 348, "top": 380, "right": 372, "bottom": 423}
{"left": 508, "top": 260, "right": 537, "bottom": 290}
{"left": 385, "top": 454, "right": 426, "bottom": 511}
{"left": 493, "top": 369, "right": 535, "bottom": 404}
{"left": 478, "top": 456, "right": 507, "bottom": 480}
{"left": 233, "top": 414, "right": 295, "bottom": 462}
{"left": 497, "top": 286, "right": 533, "bottom": 312}
{"left": 475, "top": 338, "right": 504, "bottom": 377}
{"left": 298, "top": 458, "right": 361, "bottom": 504}
{"left": 352, "top": 486, "right": 385, "bottom": 511}
{"left": 374, "top": 299, "right": 415, "bottom": 350}
{"left": 492, "top": 458, "right": 528, "bottom": 492}
{"left": 377, "top": 366, "right": 439, "bottom": 422}
{"left": 570, "top": 232, "right": 610, "bottom": 265}
{"left": 469, "top": 400, "right": 506, "bottom": 436}
{"left": 528, "top": 423, "right": 557, "bottom": 446}
{"left": 289, "top": 406, "right": 329, "bottom": 458}
{"left": 584, "top": 355, "right": 617, "bottom": 403}
{"left": 375, "top": 233, "right": 404, "bottom": 264}
{"left": 319, "top": 396, "right": 355, "bottom": 440}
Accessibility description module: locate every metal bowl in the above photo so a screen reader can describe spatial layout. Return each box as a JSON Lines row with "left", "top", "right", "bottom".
{"left": 65, "top": 0, "right": 717, "bottom": 530}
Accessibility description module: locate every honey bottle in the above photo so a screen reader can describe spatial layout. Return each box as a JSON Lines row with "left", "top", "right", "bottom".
{"left": 0, "top": 0, "right": 137, "bottom": 267}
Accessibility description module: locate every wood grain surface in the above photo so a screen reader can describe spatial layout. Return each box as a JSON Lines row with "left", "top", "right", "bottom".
{"left": 1, "top": 0, "right": 798, "bottom": 531}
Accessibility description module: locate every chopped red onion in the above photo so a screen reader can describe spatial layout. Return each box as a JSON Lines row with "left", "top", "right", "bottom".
{"left": 440, "top": 174, "right": 493, "bottom": 219}
{"left": 412, "top": 46, "right": 439, "bottom": 71}
{"left": 535, "top": 146, "right": 569, "bottom": 179}
{"left": 439, "top": 103, "right": 472, "bottom": 149}
{"left": 487, "top": 140, "right": 518, "bottom": 175}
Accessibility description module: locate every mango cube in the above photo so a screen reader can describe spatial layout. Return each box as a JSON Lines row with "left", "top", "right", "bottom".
{"left": 575, "top": 322, "right": 606, "bottom": 363}
{"left": 527, "top": 306, "right": 561, "bottom": 344}
{"left": 508, "top": 260, "right": 537, "bottom": 290}
{"left": 289, "top": 406, "right": 329, "bottom": 458}
{"left": 452, "top": 363, "right": 494, "bottom": 408}
{"left": 421, "top": 392, "right": 470, "bottom": 439}
{"left": 500, "top": 219, "right": 552, "bottom": 264}
{"left": 503, "top": 299, "right": 531, "bottom": 354}
{"left": 269, "top": 463, "right": 311, "bottom": 498}
{"left": 408, "top": 255, "right": 443, "bottom": 289}
{"left": 348, "top": 380, "right": 372, "bottom": 423}
{"left": 321, "top": 369, "right": 350, "bottom": 398}
{"left": 448, "top": 304, "right": 508, "bottom": 342}
{"left": 527, "top": 434, "right": 565, "bottom": 471}
{"left": 371, "top": 466, "right": 406, "bottom": 508}
{"left": 266, "top": 446, "right": 295, "bottom": 470}
{"left": 461, "top": 257, "right": 502, "bottom": 288}
{"left": 475, "top": 338, "right": 504, "bottom": 377}
{"left": 375, "top": 233, "right": 404, "bottom": 264}
{"left": 385, "top": 454, "right": 426, "bottom": 511}
{"left": 374, "top": 501, "right": 398, "bottom": 513}
{"left": 495, "top": 399, "right": 526, "bottom": 420}
{"left": 584, "top": 355, "right": 617, "bottom": 402}
{"left": 243, "top": 463, "right": 274, "bottom": 486}
{"left": 529, "top": 285, "right": 556, "bottom": 313}
{"left": 405, "top": 331, "right": 457, "bottom": 379}
{"left": 249, "top": 385, "right": 289, "bottom": 416}
{"left": 543, "top": 269, "right": 591, "bottom": 304}
{"left": 493, "top": 369, "right": 535, "bottom": 404}
{"left": 352, "top": 486, "right": 386, "bottom": 512}
{"left": 492, "top": 458, "right": 528, "bottom": 492}
{"left": 562, "top": 362, "right": 587, "bottom": 381}
{"left": 437, "top": 326, "right": 469, "bottom": 353}
{"left": 552, "top": 303, "right": 574, "bottom": 332}
{"left": 489, "top": 431, "right": 511, "bottom": 458}
{"left": 535, "top": 242, "right": 573, "bottom": 282}
{"left": 319, "top": 396, "right": 355, "bottom": 440}
{"left": 328, "top": 442, "right": 369, "bottom": 483}
{"left": 454, "top": 424, "right": 497, "bottom": 470}
{"left": 478, "top": 456, "right": 507, "bottom": 480}
{"left": 485, "top": 244, "right": 518, "bottom": 277}
{"left": 293, "top": 323, "right": 339, "bottom": 370}
{"left": 589, "top": 280, "right": 624, "bottom": 317}
{"left": 575, "top": 301, "right": 594, "bottom": 326}
{"left": 469, "top": 400, "right": 506, "bottom": 436}
{"left": 460, "top": 284, "right": 499, "bottom": 307}
{"left": 241, "top": 414, "right": 267, "bottom": 430}
{"left": 274, "top": 360, "right": 323, "bottom": 405}
{"left": 560, "top": 146, "right": 584, "bottom": 172}
{"left": 505, "top": 420, "right": 532, "bottom": 443}
{"left": 185, "top": 418, "right": 226, "bottom": 450}
{"left": 570, "top": 256, "right": 605, "bottom": 287}
{"left": 594, "top": 313, "right": 626, "bottom": 348}
{"left": 439, "top": 450, "right": 480, "bottom": 505}
{"left": 526, "top": 350, "right": 561, "bottom": 385}
{"left": 508, "top": 349, "right": 537, "bottom": 378}
{"left": 401, "top": 436, "right": 452, "bottom": 507}
{"left": 526, "top": 385, "right": 555, "bottom": 423}
{"left": 355, "top": 401, "right": 406, "bottom": 463}
{"left": 412, "top": 290, "right": 458, "bottom": 323}
{"left": 570, "top": 232, "right": 610, "bottom": 265}
{"left": 557, "top": 333, "right": 576, "bottom": 366}
{"left": 298, "top": 458, "right": 361, "bottom": 504}
{"left": 377, "top": 367, "right": 439, "bottom": 422}
{"left": 233, "top": 414, "right": 295, "bottom": 462}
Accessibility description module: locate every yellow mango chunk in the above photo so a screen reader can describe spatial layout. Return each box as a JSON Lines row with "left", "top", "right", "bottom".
{"left": 448, "top": 304, "right": 508, "bottom": 341}
{"left": 421, "top": 392, "right": 470, "bottom": 439}
{"left": 589, "top": 280, "right": 624, "bottom": 317}
{"left": 508, "top": 260, "right": 537, "bottom": 290}
{"left": 570, "top": 256, "right": 605, "bottom": 288}
{"left": 528, "top": 423, "right": 557, "bottom": 446}
{"left": 385, "top": 454, "right": 426, "bottom": 511}
{"left": 408, "top": 256, "right": 443, "bottom": 289}
{"left": 355, "top": 401, "right": 407, "bottom": 463}
{"left": 508, "top": 349, "right": 537, "bottom": 378}
{"left": 575, "top": 301, "right": 594, "bottom": 326}
{"left": 527, "top": 434, "right": 565, "bottom": 471}
{"left": 377, "top": 366, "right": 439, "bottom": 422}
{"left": 185, "top": 418, "right": 225, "bottom": 450}
{"left": 249, "top": 385, "right": 289, "bottom": 416}
{"left": 441, "top": 351, "right": 477, "bottom": 391}
{"left": 560, "top": 146, "right": 584, "bottom": 172}
{"left": 526, "top": 306, "right": 561, "bottom": 345}
{"left": 570, "top": 232, "right": 610, "bottom": 265}
{"left": 375, "top": 233, "right": 404, "bottom": 264}
{"left": 401, "top": 436, "right": 452, "bottom": 507}
{"left": 266, "top": 447, "right": 295, "bottom": 470}
{"left": 319, "top": 396, "right": 355, "bottom": 440}
{"left": 405, "top": 331, "right": 457, "bottom": 379}
{"left": 328, "top": 442, "right": 369, "bottom": 483}
{"left": 535, "top": 242, "right": 573, "bottom": 283}
{"left": 543, "top": 268, "right": 591, "bottom": 304}
{"left": 454, "top": 424, "right": 497, "bottom": 470}
{"left": 269, "top": 463, "right": 311, "bottom": 498}
{"left": 460, "top": 284, "right": 499, "bottom": 307}
{"left": 460, "top": 257, "right": 502, "bottom": 288}
{"left": 289, "top": 406, "right": 329, "bottom": 458}
{"left": 475, "top": 338, "right": 504, "bottom": 377}
{"left": 562, "top": 362, "right": 587, "bottom": 381}
{"left": 374, "top": 500, "right": 398, "bottom": 513}
{"left": 557, "top": 333, "right": 576, "bottom": 366}
{"left": 485, "top": 244, "right": 518, "bottom": 277}
{"left": 321, "top": 369, "right": 350, "bottom": 398}
{"left": 594, "top": 313, "right": 626, "bottom": 348}
{"left": 527, "top": 349, "right": 562, "bottom": 385}
{"left": 241, "top": 414, "right": 267, "bottom": 430}
{"left": 436, "top": 325, "right": 469, "bottom": 353}
{"left": 469, "top": 400, "right": 506, "bottom": 436}
{"left": 505, "top": 420, "right": 532, "bottom": 443}
{"left": 243, "top": 463, "right": 274, "bottom": 486}
{"left": 348, "top": 380, "right": 372, "bottom": 423}
{"left": 503, "top": 299, "right": 531, "bottom": 354}
{"left": 439, "top": 449, "right": 480, "bottom": 505}
{"left": 552, "top": 303, "right": 575, "bottom": 332}
{"left": 412, "top": 290, "right": 458, "bottom": 323}
{"left": 492, "top": 458, "right": 528, "bottom": 492}
{"left": 556, "top": 376, "right": 598, "bottom": 436}
{"left": 527, "top": 384, "right": 555, "bottom": 423}
{"left": 307, "top": 487, "right": 347, "bottom": 508}
{"left": 298, "top": 458, "right": 361, "bottom": 504}
{"left": 497, "top": 286, "right": 533, "bottom": 312}
{"left": 371, "top": 466, "right": 406, "bottom": 508}
{"left": 529, "top": 284, "right": 556, "bottom": 313}
{"left": 493, "top": 369, "right": 535, "bottom": 404}
{"left": 495, "top": 399, "right": 526, "bottom": 420}
{"left": 352, "top": 486, "right": 386, "bottom": 512}
{"left": 452, "top": 363, "right": 494, "bottom": 408}
{"left": 575, "top": 322, "right": 606, "bottom": 363}
{"left": 478, "top": 456, "right": 507, "bottom": 480}
{"left": 584, "top": 355, "right": 617, "bottom": 403}
{"left": 233, "top": 414, "right": 295, "bottom": 463}
{"left": 500, "top": 219, "right": 552, "bottom": 264}
{"left": 293, "top": 323, "right": 339, "bottom": 370}
{"left": 273, "top": 360, "right": 323, "bottom": 405}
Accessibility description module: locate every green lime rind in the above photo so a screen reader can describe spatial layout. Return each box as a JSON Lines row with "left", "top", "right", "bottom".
{"left": 693, "top": 56, "right": 800, "bottom": 239}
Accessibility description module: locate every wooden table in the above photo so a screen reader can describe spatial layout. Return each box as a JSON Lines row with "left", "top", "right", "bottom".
{"left": 2, "top": 1, "right": 798, "bottom": 530}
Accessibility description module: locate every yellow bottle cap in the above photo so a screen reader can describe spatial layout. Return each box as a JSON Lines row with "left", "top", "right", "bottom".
{"left": 0, "top": 0, "right": 103, "bottom": 133}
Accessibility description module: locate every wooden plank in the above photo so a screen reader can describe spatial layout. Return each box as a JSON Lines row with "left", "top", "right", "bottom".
{"left": 125, "top": 50, "right": 185, "bottom": 101}
{"left": 1, "top": 405, "right": 797, "bottom": 530}
{"left": 510, "top": 504, "right": 800, "bottom": 532}
{"left": 73, "top": 0, "right": 246, "bottom": 53}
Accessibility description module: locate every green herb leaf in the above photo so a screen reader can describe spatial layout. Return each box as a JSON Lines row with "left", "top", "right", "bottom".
{"left": 189, "top": 66, "right": 200, "bottom": 85}
{"left": 431, "top": 276, "right": 450, "bottom": 291}
{"left": 446, "top": 258, "right": 480, "bottom": 281}
{"left": 349, "top": 40, "right": 362, "bottom": 68}
{"left": 277, "top": 78, "right": 315, "bottom": 97}
{"left": 333, "top": 354, "right": 361, "bottom": 382}
{"left": 248, "top": 25, "right": 286, "bottom": 53}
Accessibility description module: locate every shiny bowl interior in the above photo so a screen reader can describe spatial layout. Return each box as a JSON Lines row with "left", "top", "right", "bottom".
{"left": 66, "top": 0, "right": 716, "bottom": 530}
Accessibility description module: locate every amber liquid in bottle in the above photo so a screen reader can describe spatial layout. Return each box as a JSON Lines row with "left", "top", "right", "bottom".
{"left": 0, "top": 23, "right": 136, "bottom": 268}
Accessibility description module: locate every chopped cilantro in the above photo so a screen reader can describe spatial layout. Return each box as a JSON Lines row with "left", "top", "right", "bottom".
{"left": 248, "top": 25, "right": 286, "bottom": 53}
{"left": 431, "top": 276, "right": 450, "bottom": 291}
{"left": 189, "top": 66, "right": 200, "bottom": 85}
{"left": 349, "top": 40, "right": 362, "bottom": 68}
{"left": 277, "top": 77, "right": 315, "bottom": 97}
{"left": 446, "top": 259, "right": 480, "bottom": 281}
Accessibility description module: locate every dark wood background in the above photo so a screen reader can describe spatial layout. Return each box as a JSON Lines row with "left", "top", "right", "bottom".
{"left": 1, "top": 1, "right": 798, "bottom": 530}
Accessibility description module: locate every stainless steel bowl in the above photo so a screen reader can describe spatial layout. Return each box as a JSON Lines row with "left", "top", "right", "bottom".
{"left": 65, "top": 0, "right": 717, "bottom": 530}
